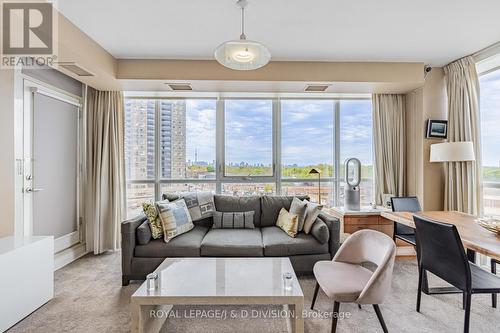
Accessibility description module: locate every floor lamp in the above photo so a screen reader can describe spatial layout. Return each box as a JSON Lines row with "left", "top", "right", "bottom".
{"left": 309, "top": 168, "right": 321, "bottom": 204}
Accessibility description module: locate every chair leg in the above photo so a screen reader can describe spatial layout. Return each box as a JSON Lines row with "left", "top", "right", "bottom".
{"left": 416, "top": 267, "right": 423, "bottom": 312}
{"left": 331, "top": 301, "right": 340, "bottom": 333}
{"left": 373, "top": 304, "right": 389, "bottom": 333}
{"left": 464, "top": 293, "right": 471, "bottom": 333}
{"left": 462, "top": 292, "right": 466, "bottom": 310}
{"left": 311, "top": 282, "right": 319, "bottom": 310}
{"left": 358, "top": 304, "right": 362, "bottom": 309}
{"left": 492, "top": 260, "right": 497, "bottom": 308}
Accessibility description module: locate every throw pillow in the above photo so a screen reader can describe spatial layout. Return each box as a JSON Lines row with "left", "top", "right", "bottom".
{"left": 136, "top": 220, "right": 152, "bottom": 245}
{"left": 310, "top": 219, "right": 330, "bottom": 244}
{"left": 142, "top": 200, "right": 169, "bottom": 239}
{"left": 290, "top": 197, "right": 307, "bottom": 231}
{"left": 303, "top": 200, "right": 323, "bottom": 234}
{"left": 213, "top": 211, "right": 255, "bottom": 229}
{"left": 162, "top": 191, "right": 215, "bottom": 222}
{"left": 276, "top": 208, "right": 299, "bottom": 238}
{"left": 156, "top": 199, "right": 194, "bottom": 243}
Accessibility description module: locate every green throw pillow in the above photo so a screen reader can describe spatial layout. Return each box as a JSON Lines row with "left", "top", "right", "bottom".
{"left": 142, "top": 201, "right": 167, "bottom": 239}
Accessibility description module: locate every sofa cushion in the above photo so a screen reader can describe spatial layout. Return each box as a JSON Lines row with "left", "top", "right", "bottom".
{"left": 260, "top": 195, "right": 309, "bottom": 227}
{"left": 310, "top": 218, "right": 330, "bottom": 244}
{"left": 214, "top": 195, "right": 262, "bottom": 227}
{"left": 261, "top": 226, "right": 329, "bottom": 256}
{"left": 213, "top": 211, "right": 255, "bottom": 229}
{"left": 135, "top": 225, "right": 209, "bottom": 258}
{"left": 201, "top": 229, "right": 263, "bottom": 256}
{"left": 136, "top": 221, "right": 152, "bottom": 245}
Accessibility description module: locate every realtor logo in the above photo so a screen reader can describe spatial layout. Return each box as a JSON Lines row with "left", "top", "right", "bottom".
{"left": 1, "top": 1, "right": 57, "bottom": 68}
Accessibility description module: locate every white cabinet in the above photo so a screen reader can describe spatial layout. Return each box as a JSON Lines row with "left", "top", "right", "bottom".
{"left": 0, "top": 236, "right": 54, "bottom": 332}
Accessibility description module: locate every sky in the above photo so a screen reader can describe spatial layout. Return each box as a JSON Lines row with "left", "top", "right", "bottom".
{"left": 479, "top": 70, "right": 500, "bottom": 167}
{"left": 184, "top": 99, "right": 373, "bottom": 166}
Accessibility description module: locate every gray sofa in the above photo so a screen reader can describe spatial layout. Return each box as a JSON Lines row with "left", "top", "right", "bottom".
{"left": 121, "top": 195, "right": 340, "bottom": 285}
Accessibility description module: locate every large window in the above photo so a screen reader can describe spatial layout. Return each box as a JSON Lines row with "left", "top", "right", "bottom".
{"left": 281, "top": 100, "right": 335, "bottom": 205}
{"left": 124, "top": 96, "right": 374, "bottom": 217}
{"left": 339, "top": 100, "right": 374, "bottom": 206}
{"left": 224, "top": 100, "right": 273, "bottom": 177}
{"left": 479, "top": 70, "right": 500, "bottom": 215}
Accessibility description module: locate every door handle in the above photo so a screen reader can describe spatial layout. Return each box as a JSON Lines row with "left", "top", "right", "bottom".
{"left": 25, "top": 187, "right": 44, "bottom": 193}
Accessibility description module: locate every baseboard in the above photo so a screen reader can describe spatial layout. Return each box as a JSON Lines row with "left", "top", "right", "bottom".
{"left": 54, "top": 243, "right": 88, "bottom": 271}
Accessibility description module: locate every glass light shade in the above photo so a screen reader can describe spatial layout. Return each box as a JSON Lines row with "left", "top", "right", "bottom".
{"left": 214, "top": 39, "right": 271, "bottom": 70}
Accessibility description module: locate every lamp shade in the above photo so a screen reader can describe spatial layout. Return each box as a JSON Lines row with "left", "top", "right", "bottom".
{"left": 429, "top": 142, "right": 475, "bottom": 162}
{"left": 215, "top": 39, "right": 271, "bottom": 71}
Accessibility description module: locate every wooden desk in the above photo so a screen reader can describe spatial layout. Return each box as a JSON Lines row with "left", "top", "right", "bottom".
{"left": 381, "top": 211, "right": 500, "bottom": 261}
{"left": 326, "top": 206, "right": 415, "bottom": 256}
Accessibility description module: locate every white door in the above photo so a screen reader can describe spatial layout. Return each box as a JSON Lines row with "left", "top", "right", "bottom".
{"left": 23, "top": 79, "right": 83, "bottom": 253}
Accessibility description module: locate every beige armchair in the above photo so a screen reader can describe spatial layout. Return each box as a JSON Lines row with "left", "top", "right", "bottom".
{"left": 311, "top": 229, "right": 396, "bottom": 333}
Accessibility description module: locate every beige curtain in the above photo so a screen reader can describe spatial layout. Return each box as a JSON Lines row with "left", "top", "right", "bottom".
{"left": 85, "top": 88, "right": 125, "bottom": 254}
{"left": 372, "top": 94, "right": 406, "bottom": 205}
{"left": 444, "top": 56, "right": 483, "bottom": 215}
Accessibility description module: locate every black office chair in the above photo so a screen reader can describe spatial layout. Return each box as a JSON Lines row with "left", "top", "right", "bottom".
{"left": 390, "top": 196, "right": 421, "bottom": 246}
{"left": 413, "top": 215, "right": 500, "bottom": 333}
{"left": 493, "top": 258, "right": 499, "bottom": 308}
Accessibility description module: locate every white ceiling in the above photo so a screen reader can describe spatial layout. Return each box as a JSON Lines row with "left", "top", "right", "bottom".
{"left": 58, "top": 0, "right": 500, "bottom": 66}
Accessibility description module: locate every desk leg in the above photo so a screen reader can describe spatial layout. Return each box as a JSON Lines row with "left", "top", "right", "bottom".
{"left": 466, "top": 249, "right": 476, "bottom": 263}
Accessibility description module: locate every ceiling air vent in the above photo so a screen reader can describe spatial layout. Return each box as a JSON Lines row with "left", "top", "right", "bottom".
{"left": 165, "top": 83, "right": 193, "bottom": 91}
{"left": 304, "top": 84, "right": 330, "bottom": 92}
{"left": 57, "top": 62, "right": 94, "bottom": 76}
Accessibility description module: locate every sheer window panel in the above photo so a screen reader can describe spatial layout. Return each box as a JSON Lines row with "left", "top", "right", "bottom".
{"left": 126, "top": 183, "right": 155, "bottom": 218}
{"left": 479, "top": 70, "right": 500, "bottom": 215}
{"left": 339, "top": 100, "right": 374, "bottom": 205}
{"left": 222, "top": 183, "right": 275, "bottom": 196}
{"left": 281, "top": 100, "right": 335, "bottom": 178}
{"left": 224, "top": 100, "right": 273, "bottom": 177}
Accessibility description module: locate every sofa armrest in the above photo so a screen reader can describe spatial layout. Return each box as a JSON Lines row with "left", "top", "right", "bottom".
{"left": 121, "top": 213, "right": 147, "bottom": 285}
{"left": 317, "top": 211, "right": 341, "bottom": 258}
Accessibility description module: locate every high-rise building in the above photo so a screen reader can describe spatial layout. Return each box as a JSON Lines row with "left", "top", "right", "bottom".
{"left": 124, "top": 100, "right": 186, "bottom": 211}
{"left": 160, "top": 100, "right": 186, "bottom": 178}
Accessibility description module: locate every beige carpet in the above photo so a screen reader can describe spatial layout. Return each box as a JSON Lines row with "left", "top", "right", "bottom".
{"left": 7, "top": 252, "right": 500, "bottom": 333}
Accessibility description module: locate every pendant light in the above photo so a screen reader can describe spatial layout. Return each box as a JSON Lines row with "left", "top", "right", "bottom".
{"left": 214, "top": 0, "right": 271, "bottom": 70}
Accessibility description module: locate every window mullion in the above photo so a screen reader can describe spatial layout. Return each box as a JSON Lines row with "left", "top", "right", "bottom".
{"left": 334, "top": 100, "right": 340, "bottom": 207}
{"left": 274, "top": 98, "right": 281, "bottom": 195}
{"left": 215, "top": 97, "right": 224, "bottom": 194}
{"left": 154, "top": 99, "right": 161, "bottom": 201}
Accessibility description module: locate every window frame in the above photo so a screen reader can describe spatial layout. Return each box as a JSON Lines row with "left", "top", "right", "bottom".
{"left": 124, "top": 95, "right": 372, "bottom": 212}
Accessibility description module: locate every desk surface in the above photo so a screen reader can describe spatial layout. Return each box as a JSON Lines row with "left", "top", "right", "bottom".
{"left": 381, "top": 211, "right": 500, "bottom": 261}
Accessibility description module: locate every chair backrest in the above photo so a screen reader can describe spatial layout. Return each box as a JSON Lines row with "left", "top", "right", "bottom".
{"left": 413, "top": 215, "right": 471, "bottom": 291}
{"left": 391, "top": 196, "right": 421, "bottom": 235}
{"left": 391, "top": 196, "right": 421, "bottom": 212}
{"left": 333, "top": 229, "right": 396, "bottom": 304}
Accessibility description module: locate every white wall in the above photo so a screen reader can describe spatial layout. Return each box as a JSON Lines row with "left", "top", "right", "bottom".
{"left": 0, "top": 69, "right": 16, "bottom": 236}
{"left": 405, "top": 68, "right": 448, "bottom": 210}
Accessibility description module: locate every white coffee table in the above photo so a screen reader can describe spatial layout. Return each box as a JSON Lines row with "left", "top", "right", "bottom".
{"left": 131, "top": 257, "right": 304, "bottom": 333}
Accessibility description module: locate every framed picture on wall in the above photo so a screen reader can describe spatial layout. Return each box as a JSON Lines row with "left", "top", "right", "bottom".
{"left": 426, "top": 120, "right": 448, "bottom": 139}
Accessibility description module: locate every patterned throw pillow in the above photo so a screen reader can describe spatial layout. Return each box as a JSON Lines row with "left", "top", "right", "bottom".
{"left": 142, "top": 201, "right": 168, "bottom": 239}
{"left": 290, "top": 197, "right": 308, "bottom": 232}
{"left": 302, "top": 200, "right": 323, "bottom": 234}
{"left": 276, "top": 208, "right": 299, "bottom": 238}
{"left": 162, "top": 192, "right": 215, "bottom": 222}
{"left": 212, "top": 211, "right": 255, "bottom": 229}
{"left": 156, "top": 199, "right": 194, "bottom": 243}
